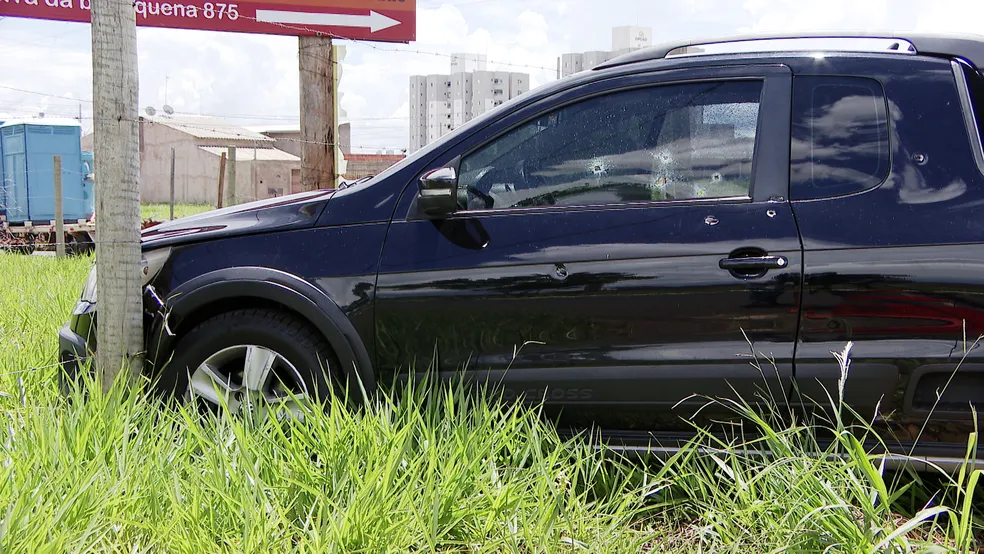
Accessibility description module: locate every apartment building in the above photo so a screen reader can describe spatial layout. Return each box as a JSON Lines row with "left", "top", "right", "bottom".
{"left": 409, "top": 55, "right": 529, "bottom": 152}
{"left": 558, "top": 26, "right": 654, "bottom": 78}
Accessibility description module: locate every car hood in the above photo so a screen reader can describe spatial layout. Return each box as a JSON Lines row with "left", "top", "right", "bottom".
{"left": 141, "top": 190, "right": 336, "bottom": 248}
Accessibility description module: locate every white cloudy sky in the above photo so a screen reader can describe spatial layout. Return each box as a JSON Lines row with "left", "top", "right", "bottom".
{"left": 0, "top": 0, "right": 981, "bottom": 152}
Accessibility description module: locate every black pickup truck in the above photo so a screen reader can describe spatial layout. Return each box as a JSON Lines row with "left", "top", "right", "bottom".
{"left": 62, "top": 32, "right": 984, "bottom": 467}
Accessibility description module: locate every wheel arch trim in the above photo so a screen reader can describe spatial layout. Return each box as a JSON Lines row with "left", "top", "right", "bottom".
{"left": 147, "top": 267, "right": 376, "bottom": 395}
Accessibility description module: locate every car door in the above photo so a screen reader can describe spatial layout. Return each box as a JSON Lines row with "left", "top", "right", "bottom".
{"left": 375, "top": 65, "right": 802, "bottom": 433}
{"left": 790, "top": 60, "right": 984, "bottom": 452}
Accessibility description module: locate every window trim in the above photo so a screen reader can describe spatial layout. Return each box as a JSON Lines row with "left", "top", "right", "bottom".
{"left": 449, "top": 76, "right": 768, "bottom": 215}
{"left": 399, "top": 65, "right": 792, "bottom": 222}
{"left": 452, "top": 194, "right": 753, "bottom": 219}
{"left": 951, "top": 59, "right": 984, "bottom": 178}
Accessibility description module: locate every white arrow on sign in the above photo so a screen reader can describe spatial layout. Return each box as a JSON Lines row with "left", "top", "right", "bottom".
{"left": 255, "top": 9, "right": 401, "bottom": 33}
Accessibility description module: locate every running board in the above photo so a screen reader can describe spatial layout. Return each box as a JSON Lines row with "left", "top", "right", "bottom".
{"left": 607, "top": 444, "right": 981, "bottom": 474}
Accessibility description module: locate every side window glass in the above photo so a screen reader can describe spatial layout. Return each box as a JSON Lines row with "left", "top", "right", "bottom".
{"left": 790, "top": 76, "right": 890, "bottom": 200}
{"left": 457, "top": 80, "right": 763, "bottom": 211}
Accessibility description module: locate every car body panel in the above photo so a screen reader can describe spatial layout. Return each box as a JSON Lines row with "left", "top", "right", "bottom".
{"left": 141, "top": 190, "right": 334, "bottom": 248}
{"left": 376, "top": 202, "right": 803, "bottom": 431}
{"left": 146, "top": 266, "right": 376, "bottom": 394}
{"left": 146, "top": 224, "right": 387, "bottom": 380}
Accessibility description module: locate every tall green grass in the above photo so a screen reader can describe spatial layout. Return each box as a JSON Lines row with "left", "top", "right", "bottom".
{"left": 1, "top": 251, "right": 982, "bottom": 552}
{"left": 4, "top": 373, "right": 661, "bottom": 552}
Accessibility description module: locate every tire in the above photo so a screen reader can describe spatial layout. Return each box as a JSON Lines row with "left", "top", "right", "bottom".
{"left": 155, "top": 309, "right": 339, "bottom": 413}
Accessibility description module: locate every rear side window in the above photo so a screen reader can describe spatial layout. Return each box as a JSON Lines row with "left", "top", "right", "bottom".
{"left": 790, "top": 76, "right": 890, "bottom": 201}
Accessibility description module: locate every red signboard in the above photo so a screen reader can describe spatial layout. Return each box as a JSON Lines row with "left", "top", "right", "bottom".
{"left": 0, "top": 0, "right": 415, "bottom": 42}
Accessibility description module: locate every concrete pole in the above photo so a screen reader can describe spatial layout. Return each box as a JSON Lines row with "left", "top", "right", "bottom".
{"left": 91, "top": 0, "right": 143, "bottom": 389}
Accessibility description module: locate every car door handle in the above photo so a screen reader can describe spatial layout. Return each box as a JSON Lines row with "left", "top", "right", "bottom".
{"left": 719, "top": 255, "right": 788, "bottom": 271}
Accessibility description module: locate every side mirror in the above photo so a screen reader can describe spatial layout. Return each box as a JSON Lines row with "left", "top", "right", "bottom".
{"left": 417, "top": 167, "right": 457, "bottom": 218}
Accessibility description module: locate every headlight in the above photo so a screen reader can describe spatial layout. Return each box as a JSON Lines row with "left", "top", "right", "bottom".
{"left": 79, "top": 247, "right": 171, "bottom": 305}
{"left": 80, "top": 265, "right": 97, "bottom": 304}
{"left": 141, "top": 247, "right": 172, "bottom": 287}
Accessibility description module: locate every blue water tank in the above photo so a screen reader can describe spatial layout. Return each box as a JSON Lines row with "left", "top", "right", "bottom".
{"left": 0, "top": 119, "right": 94, "bottom": 224}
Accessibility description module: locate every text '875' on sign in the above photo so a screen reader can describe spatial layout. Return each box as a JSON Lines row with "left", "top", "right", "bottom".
{"left": 0, "top": 0, "right": 416, "bottom": 42}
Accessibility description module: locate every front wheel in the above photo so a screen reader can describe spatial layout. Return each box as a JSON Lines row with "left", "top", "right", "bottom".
{"left": 157, "top": 309, "right": 338, "bottom": 418}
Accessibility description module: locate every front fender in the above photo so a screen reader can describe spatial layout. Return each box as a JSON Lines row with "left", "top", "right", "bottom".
{"left": 146, "top": 266, "right": 376, "bottom": 395}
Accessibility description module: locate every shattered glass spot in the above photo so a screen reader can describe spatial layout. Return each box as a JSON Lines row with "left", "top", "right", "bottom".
{"left": 589, "top": 157, "right": 610, "bottom": 176}
{"left": 648, "top": 149, "right": 679, "bottom": 200}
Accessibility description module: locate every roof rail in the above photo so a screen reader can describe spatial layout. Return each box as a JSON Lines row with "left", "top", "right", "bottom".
{"left": 593, "top": 32, "right": 984, "bottom": 71}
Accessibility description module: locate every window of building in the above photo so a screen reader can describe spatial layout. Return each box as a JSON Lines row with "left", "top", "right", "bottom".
{"left": 457, "top": 80, "right": 762, "bottom": 210}
{"left": 790, "top": 76, "right": 890, "bottom": 200}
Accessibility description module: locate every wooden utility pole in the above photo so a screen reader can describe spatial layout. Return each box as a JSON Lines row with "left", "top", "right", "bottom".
{"left": 91, "top": 0, "right": 142, "bottom": 389}
{"left": 53, "top": 155, "right": 65, "bottom": 258}
{"left": 217, "top": 151, "right": 227, "bottom": 209}
{"left": 299, "top": 35, "right": 335, "bottom": 191}
{"left": 251, "top": 143, "right": 258, "bottom": 203}
{"left": 226, "top": 146, "right": 237, "bottom": 206}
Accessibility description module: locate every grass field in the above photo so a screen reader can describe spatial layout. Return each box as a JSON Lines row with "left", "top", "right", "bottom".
{"left": 141, "top": 203, "right": 215, "bottom": 222}
{"left": 2, "top": 251, "right": 984, "bottom": 552}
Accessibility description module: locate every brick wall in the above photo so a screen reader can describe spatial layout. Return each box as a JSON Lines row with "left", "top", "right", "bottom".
{"left": 343, "top": 153, "right": 406, "bottom": 180}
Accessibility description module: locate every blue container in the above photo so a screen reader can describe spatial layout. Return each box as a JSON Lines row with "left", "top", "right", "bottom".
{"left": 0, "top": 119, "right": 94, "bottom": 224}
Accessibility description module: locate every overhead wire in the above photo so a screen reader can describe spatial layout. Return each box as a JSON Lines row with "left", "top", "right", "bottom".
{"left": 0, "top": 5, "right": 558, "bottom": 150}
{"left": 0, "top": 85, "right": 92, "bottom": 103}
{"left": 0, "top": 112, "right": 408, "bottom": 150}
{"left": 0, "top": 103, "right": 411, "bottom": 123}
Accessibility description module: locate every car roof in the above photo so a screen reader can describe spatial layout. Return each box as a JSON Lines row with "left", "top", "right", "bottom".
{"left": 596, "top": 32, "right": 984, "bottom": 71}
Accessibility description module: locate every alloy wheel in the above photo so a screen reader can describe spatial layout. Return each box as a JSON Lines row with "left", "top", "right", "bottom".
{"left": 185, "top": 344, "right": 308, "bottom": 418}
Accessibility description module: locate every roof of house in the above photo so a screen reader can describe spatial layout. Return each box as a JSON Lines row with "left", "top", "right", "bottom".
{"left": 198, "top": 146, "right": 299, "bottom": 161}
{"left": 345, "top": 153, "right": 406, "bottom": 163}
{"left": 244, "top": 124, "right": 300, "bottom": 135}
{"left": 244, "top": 122, "right": 351, "bottom": 136}
{"left": 146, "top": 115, "right": 274, "bottom": 143}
